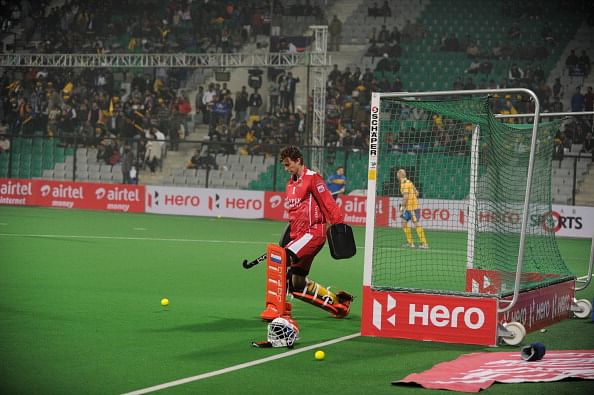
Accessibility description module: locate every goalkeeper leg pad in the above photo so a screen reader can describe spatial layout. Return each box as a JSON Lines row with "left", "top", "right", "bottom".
{"left": 292, "top": 282, "right": 353, "bottom": 318}
{"left": 292, "top": 291, "right": 341, "bottom": 316}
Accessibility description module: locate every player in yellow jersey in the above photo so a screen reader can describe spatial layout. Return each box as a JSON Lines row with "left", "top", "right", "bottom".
{"left": 397, "top": 169, "right": 429, "bottom": 249}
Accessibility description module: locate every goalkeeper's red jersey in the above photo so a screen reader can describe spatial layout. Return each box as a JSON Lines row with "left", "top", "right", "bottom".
{"left": 285, "top": 166, "right": 344, "bottom": 239}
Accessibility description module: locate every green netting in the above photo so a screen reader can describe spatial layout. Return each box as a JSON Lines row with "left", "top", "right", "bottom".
{"left": 371, "top": 95, "right": 574, "bottom": 296}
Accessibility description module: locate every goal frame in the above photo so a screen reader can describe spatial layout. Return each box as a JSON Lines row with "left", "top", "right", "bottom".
{"left": 361, "top": 89, "right": 593, "bottom": 346}
{"left": 364, "top": 88, "right": 542, "bottom": 313}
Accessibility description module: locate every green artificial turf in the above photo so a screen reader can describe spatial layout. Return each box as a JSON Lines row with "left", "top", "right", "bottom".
{"left": 0, "top": 206, "right": 592, "bottom": 394}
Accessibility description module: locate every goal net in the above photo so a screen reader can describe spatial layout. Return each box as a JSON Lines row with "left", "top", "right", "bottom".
{"left": 365, "top": 94, "right": 574, "bottom": 297}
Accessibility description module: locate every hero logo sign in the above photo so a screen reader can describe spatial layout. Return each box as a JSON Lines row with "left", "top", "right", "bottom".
{"left": 208, "top": 194, "right": 221, "bottom": 210}
{"left": 147, "top": 191, "right": 159, "bottom": 207}
{"left": 408, "top": 304, "right": 485, "bottom": 329}
{"left": 209, "top": 193, "right": 262, "bottom": 211}
{"left": 539, "top": 210, "right": 582, "bottom": 233}
{"left": 373, "top": 296, "right": 485, "bottom": 330}
{"left": 373, "top": 295, "right": 397, "bottom": 330}
{"left": 363, "top": 288, "right": 498, "bottom": 345}
{"left": 369, "top": 105, "right": 379, "bottom": 157}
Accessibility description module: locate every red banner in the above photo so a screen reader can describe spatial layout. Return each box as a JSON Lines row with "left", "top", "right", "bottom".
{"left": 0, "top": 178, "right": 34, "bottom": 206}
{"left": 395, "top": 350, "right": 594, "bottom": 393}
{"left": 465, "top": 269, "right": 503, "bottom": 295}
{"left": 263, "top": 192, "right": 389, "bottom": 226}
{"left": 0, "top": 178, "right": 145, "bottom": 213}
{"left": 498, "top": 279, "right": 574, "bottom": 333}
{"left": 361, "top": 286, "right": 498, "bottom": 346}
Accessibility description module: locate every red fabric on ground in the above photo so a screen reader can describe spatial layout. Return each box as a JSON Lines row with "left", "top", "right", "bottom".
{"left": 394, "top": 350, "right": 594, "bottom": 392}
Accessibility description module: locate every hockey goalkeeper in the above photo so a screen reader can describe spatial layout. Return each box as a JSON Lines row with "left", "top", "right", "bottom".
{"left": 279, "top": 145, "right": 354, "bottom": 318}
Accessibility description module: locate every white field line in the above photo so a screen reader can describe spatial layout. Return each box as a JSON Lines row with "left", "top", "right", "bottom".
{"left": 0, "top": 233, "right": 463, "bottom": 254}
{"left": 0, "top": 233, "right": 268, "bottom": 245}
{"left": 121, "top": 332, "right": 361, "bottom": 395}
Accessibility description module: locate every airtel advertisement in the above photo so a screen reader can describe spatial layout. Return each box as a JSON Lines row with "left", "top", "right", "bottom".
{"left": 264, "top": 192, "right": 389, "bottom": 226}
{"left": 0, "top": 178, "right": 34, "bottom": 206}
{"left": 145, "top": 185, "right": 264, "bottom": 218}
{"left": 361, "top": 286, "right": 499, "bottom": 346}
{"left": 0, "top": 178, "right": 144, "bottom": 212}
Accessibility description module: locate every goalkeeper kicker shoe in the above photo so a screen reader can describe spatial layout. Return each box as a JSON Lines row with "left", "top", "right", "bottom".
{"left": 419, "top": 244, "right": 429, "bottom": 250}
{"left": 402, "top": 243, "right": 416, "bottom": 248}
{"left": 334, "top": 291, "right": 354, "bottom": 318}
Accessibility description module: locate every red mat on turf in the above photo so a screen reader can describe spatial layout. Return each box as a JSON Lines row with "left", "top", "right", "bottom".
{"left": 393, "top": 350, "right": 594, "bottom": 392}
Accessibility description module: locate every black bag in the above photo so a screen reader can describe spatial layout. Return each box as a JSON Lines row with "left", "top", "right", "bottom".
{"left": 326, "top": 223, "right": 356, "bottom": 260}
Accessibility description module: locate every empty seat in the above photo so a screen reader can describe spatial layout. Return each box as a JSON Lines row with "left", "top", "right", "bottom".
{"left": 221, "top": 170, "right": 234, "bottom": 180}
{"left": 186, "top": 177, "right": 201, "bottom": 186}
{"left": 238, "top": 155, "right": 252, "bottom": 165}
{"left": 171, "top": 168, "right": 184, "bottom": 177}
{"left": 173, "top": 176, "right": 187, "bottom": 185}
{"left": 183, "top": 168, "right": 197, "bottom": 177}
{"left": 236, "top": 178, "right": 250, "bottom": 189}
{"left": 53, "top": 170, "right": 66, "bottom": 179}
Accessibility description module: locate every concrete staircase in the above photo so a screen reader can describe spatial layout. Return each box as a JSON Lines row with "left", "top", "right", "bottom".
{"left": 575, "top": 164, "right": 594, "bottom": 206}
{"left": 138, "top": 124, "right": 209, "bottom": 185}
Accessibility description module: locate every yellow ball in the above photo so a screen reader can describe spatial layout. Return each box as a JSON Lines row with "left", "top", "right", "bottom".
{"left": 314, "top": 350, "right": 325, "bottom": 361}
{"left": 161, "top": 298, "right": 169, "bottom": 306}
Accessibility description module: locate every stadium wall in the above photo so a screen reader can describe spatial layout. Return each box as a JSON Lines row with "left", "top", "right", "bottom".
{"left": 1, "top": 178, "right": 592, "bottom": 239}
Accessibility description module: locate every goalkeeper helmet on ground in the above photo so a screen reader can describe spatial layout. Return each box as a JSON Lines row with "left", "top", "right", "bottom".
{"left": 267, "top": 317, "right": 299, "bottom": 348}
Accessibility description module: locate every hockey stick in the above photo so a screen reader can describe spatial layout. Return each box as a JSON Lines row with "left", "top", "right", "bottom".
{"left": 242, "top": 253, "right": 267, "bottom": 269}
{"left": 242, "top": 224, "right": 291, "bottom": 269}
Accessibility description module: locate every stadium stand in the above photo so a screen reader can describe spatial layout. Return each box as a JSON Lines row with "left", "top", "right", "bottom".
{"left": 1, "top": 0, "right": 592, "bottom": 203}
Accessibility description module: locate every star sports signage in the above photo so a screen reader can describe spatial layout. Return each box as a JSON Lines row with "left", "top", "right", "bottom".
{"left": 145, "top": 185, "right": 264, "bottom": 218}
{"left": 361, "top": 286, "right": 499, "bottom": 345}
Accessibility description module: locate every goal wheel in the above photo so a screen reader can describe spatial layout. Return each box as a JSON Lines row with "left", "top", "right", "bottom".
{"left": 501, "top": 322, "right": 526, "bottom": 346}
{"left": 572, "top": 298, "right": 592, "bottom": 319}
